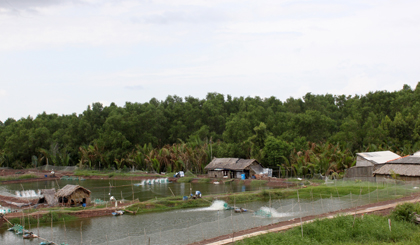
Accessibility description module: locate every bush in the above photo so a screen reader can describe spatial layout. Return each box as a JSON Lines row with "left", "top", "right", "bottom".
{"left": 392, "top": 202, "right": 420, "bottom": 223}
{"left": 177, "top": 177, "right": 194, "bottom": 183}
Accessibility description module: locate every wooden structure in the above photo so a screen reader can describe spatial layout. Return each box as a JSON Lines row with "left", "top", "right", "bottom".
{"left": 374, "top": 152, "right": 420, "bottom": 181}
{"left": 38, "top": 188, "right": 58, "bottom": 206}
{"left": 55, "top": 184, "right": 91, "bottom": 206}
{"left": 204, "top": 158, "right": 264, "bottom": 179}
{"left": 346, "top": 151, "right": 400, "bottom": 178}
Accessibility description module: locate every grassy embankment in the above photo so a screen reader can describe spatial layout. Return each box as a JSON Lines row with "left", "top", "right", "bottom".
{"left": 238, "top": 203, "right": 420, "bottom": 245}
{"left": 125, "top": 182, "right": 394, "bottom": 214}
{"left": 74, "top": 170, "right": 162, "bottom": 178}
{"left": 0, "top": 174, "right": 38, "bottom": 182}
{"left": 5, "top": 211, "right": 78, "bottom": 228}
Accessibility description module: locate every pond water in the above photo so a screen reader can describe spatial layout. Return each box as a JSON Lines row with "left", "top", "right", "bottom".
{"left": 1, "top": 179, "right": 269, "bottom": 203}
{"left": 1, "top": 192, "right": 372, "bottom": 245}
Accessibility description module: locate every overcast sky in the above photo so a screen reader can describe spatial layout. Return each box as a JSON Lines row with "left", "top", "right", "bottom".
{"left": 1, "top": 0, "right": 419, "bottom": 122}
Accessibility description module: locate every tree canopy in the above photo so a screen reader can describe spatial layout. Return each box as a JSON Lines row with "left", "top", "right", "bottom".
{"left": 1, "top": 83, "right": 420, "bottom": 176}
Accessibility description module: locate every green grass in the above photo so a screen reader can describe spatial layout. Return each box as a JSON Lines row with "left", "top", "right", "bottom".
{"left": 74, "top": 170, "right": 160, "bottom": 178}
{"left": 125, "top": 196, "right": 210, "bottom": 214}
{"left": 177, "top": 177, "right": 194, "bottom": 183}
{"left": 198, "top": 178, "right": 211, "bottom": 183}
{"left": 250, "top": 180, "right": 268, "bottom": 187}
{"left": 0, "top": 174, "right": 38, "bottom": 181}
{"left": 6, "top": 211, "right": 77, "bottom": 228}
{"left": 237, "top": 214, "right": 420, "bottom": 245}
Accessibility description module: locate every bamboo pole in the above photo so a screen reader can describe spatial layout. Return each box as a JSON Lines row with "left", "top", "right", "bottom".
{"left": 63, "top": 218, "right": 67, "bottom": 245}
{"left": 37, "top": 213, "right": 40, "bottom": 243}
{"left": 168, "top": 187, "right": 175, "bottom": 197}
{"left": 51, "top": 212, "right": 53, "bottom": 242}
{"left": 80, "top": 221, "right": 83, "bottom": 244}
{"left": 297, "top": 190, "right": 303, "bottom": 238}
{"left": 132, "top": 178, "right": 135, "bottom": 201}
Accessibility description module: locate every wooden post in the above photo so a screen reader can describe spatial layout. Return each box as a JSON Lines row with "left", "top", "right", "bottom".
{"left": 217, "top": 211, "right": 220, "bottom": 236}
{"left": 297, "top": 190, "right": 303, "bottom": 238}
{"left": 131, "top": 179, "right": 135, "bottom": 201}
{"left": 50, "top": 212, "right": 53, "bottom": 242}
{"left": 63, "top": 218, "right": 67, "bottom": 245}
{"left": 80, "top": 221, "right": 83, "bottom": 244}
{"left": 37, "top": 213, "right": 40, "bottom": 243}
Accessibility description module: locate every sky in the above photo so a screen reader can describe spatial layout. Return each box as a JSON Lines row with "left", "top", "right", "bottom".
{"left": 1, "top": 0, "right": 419, "bottom": 122}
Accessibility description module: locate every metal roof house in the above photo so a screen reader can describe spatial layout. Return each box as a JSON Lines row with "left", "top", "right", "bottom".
{"left": 346, "top": 151, "right": 400, "bottom": 178}
{"left": 373, "top": 151, "right": 420, "bottom": 181}
{"left": 204, "top": 158, "right": 264, "bottom": 179}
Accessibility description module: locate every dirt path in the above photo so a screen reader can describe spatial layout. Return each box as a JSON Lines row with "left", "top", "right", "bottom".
{"left": 188, "top": 193, "right": 420, "bottom": 245}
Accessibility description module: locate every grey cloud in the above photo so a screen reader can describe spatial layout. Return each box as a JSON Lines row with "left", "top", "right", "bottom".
{"left": 131, "top": 9, "right": 227, "bottom": 25}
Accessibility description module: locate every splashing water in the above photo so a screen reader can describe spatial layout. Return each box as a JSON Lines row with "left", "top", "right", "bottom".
{"left": 254, "top": 207, "right": 292, "bottom": 218}
{"left": 186, "top": 200, "right": 229, "bottom": 212}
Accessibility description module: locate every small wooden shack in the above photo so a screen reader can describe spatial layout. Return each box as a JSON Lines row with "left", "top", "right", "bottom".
{"left": 204, "top": 158, "right": 264, "bottom": 179}
{"left": 55, "top": 184, "right": 91, "bottom": 206}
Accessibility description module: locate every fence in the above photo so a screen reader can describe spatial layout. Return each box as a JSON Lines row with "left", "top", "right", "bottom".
{"left": 12, "top": 180, "right": 419, "bottom": 245}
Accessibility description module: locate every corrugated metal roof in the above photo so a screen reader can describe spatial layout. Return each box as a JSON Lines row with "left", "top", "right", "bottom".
{"left": 356, "top": 151, "right": 400, "bottom": 164}
{"left": 387, "top": 155, "right": 420, "bottom": 164}
{"left": 373, "top": 164, "right": 420, "bottom": 176}
{"left": 204, "top": 158, "right": 261, "bottom": 171}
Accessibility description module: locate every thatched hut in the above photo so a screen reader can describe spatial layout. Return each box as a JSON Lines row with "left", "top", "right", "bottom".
{"left": 55, "top": 185, "right": 91, "bottom": 206}
{"left": 38, "top": 189, "right": 58, "bottom": 206}
{"left": 204, "top": 158, "right": 264, "bottom": 179}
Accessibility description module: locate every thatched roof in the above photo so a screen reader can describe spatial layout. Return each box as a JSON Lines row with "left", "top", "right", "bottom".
{"left": 204, "top": 158, "right": 261, "bottom": 171}
{"left": 373, "top": 164, "right": 420, "bottom": 176}
{"left": 55, "top": 185, "right": 91, "bottom": 198}
{"left": 41, "top": 188, "right": 57, "bottom": 206}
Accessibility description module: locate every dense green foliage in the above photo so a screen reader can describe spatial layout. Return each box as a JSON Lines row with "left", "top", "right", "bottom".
{"left": 238, "top": 214, "right": 420, "bottom": 245}
{"left": 391, "top": 202, "right": 420, "bottom": 223}
{"left": 2, "top": 84, "right": 420, "bottom": 176}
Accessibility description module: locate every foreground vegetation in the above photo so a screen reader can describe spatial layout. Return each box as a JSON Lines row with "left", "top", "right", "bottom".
{"left": 239, "top": 202, "right": 420, "bottom": 245}
{"left": 1, "top": 84, "right": 420, "bottom": 179}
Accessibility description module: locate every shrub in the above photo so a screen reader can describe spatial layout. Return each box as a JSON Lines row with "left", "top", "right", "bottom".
{"left": 392, "top": 202, "right": 420, "bottom": 223}
{"left": 177, "top": 177, "right": 194, "bottom": 183}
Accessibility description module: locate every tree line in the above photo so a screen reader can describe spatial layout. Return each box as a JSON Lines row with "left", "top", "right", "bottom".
{"left": 1, "top": 83, "right": 420, "bottom": 177}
